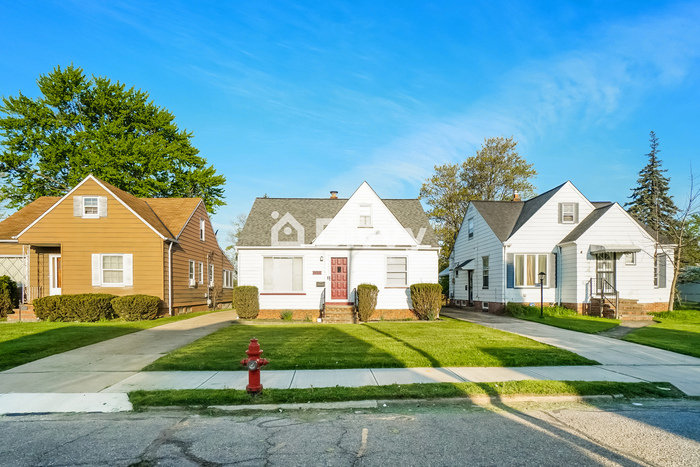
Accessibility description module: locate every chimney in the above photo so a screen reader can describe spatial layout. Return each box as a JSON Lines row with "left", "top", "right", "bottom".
{"left": 330, "top": 191, "right": 338, "bottom": 199}
{"left": 512, "top": 191, "right": 521, "bottom": 202}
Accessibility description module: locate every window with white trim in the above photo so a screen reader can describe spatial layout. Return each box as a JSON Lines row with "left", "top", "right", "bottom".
{"left": 468, "top": 218, "right": 474, "bottom": 239}
{"left": 624, "top": 252, "right": 636, "bottom": 265}
{"left": 91, "top": 253, "right": 132, "bottom": 287}
{"left": 223, "top": 269, "right": 233, "bottom": 288}
{"left": 560, "top": 203, "right": 575, "bottom": 223}
{"left": 200, "top": 218, "right": 206, "bottom": 241}
{"left": 386, "top": 257, "right": 407, "bottom": 287}
{"left": 189, "top": 260, "right": 196, "bottom": 287}
{"left": 102, "top": 255, "right": 124, "bottom": 285}
{"left": 514, "top": 254, "right": 548, "bottom": 287}
{"left": 263, "top": 257, "right": 303, "bottom": 292}
{"left": 209, "top": 263, "right": 214, "bottom": 287}
{"left": 83, "top": 197, "right": 99, "bottom": 218}
{"left": 482, "top": 256, "right": 489, "bottom": 289}
{"left": 198, "top": 262, "right": 204, "bottom": 284}
{"left": 359, "top": 204, "right": 372, "bottom": 227}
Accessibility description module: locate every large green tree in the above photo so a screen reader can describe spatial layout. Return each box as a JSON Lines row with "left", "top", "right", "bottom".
{"left": 420, "top": 136, "right": 537, "bottom": 264}
{"left": 625, "top": 131, "right": 677, "bottom": 236}
{"left": 0, "top": 65, "right": 226, "bottom": 212}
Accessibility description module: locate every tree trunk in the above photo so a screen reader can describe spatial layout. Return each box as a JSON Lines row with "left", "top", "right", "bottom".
{"left": 668, "top": 246, "right": 682, "bottom": 311}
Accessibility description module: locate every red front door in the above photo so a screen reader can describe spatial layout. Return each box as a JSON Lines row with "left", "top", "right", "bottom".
{"left": 330, "top": 257, "right": 348, "bottom": 300}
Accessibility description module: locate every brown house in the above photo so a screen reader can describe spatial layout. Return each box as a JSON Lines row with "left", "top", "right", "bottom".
{"left": 0, "top": 175, "right": 233, "bottom": 316}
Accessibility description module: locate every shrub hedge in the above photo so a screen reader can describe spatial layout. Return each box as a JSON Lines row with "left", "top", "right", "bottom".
{"left": 356, "top": 283, "right": 378, "bottom": 322}
{"left": 505, "top": 302, "right": 578, "bottom": 318}
{"left": 34, "top": 293, "right": 117, "bottom": 322}
{"left": 233, "top": 285, "right": 259, "bottom": 319}
{"left": 112, "top": 294, "right": 161, "bottom": 321}
{"left": 410, "top": 283, "right": 443, "bottom": 320}
{"left": 0, "top": 275, "right": 18, "bottom": 318}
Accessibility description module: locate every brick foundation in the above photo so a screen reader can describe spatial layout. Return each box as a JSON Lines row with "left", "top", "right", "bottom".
{"left": 256, "top": 308, "right": 418, "bottom": 321}
{"left": 369, "top": 309, "right": 418, "bottom": 320}
{"left": 258, "top": 309, "right": 322, "bottom": 320}
{"left": 641, "top": 302, "right": 669, "bottom": 312}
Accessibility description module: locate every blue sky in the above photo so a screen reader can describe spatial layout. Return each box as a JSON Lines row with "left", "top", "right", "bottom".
{"left": 2, "top": 1, "right": 699, "bottom": 246}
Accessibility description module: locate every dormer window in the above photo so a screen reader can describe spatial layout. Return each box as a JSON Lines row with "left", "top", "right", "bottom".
{"left": 559, "top": 203, "right": 578, "bottom": 224}
{"left": 200, "top": 218, "right": 205, "bottom": 241}
{"left": 359, "top": 204, "right": 372, "bottom": 227}
{"left": 83, "top": 197, "right": 99, "bottom": 217}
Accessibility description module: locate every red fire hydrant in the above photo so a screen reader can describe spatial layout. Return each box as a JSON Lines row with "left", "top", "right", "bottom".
{"left": 241, "top": 338, "right": 269, "bottom": 394}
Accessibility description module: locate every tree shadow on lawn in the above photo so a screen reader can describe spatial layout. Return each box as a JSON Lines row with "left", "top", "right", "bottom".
{"left": 0, "top": 324, "right": 145, "bottom": 371}
{"left": 623, "top": 326, "right": 700, "bottom": 359}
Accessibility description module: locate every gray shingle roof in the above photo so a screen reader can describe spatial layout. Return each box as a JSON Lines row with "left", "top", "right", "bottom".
{"left": 559, "top": 204, "right": 614, "bottom": 243}
{"left": 238, "top": 197, "right": 438, "bottom": 247}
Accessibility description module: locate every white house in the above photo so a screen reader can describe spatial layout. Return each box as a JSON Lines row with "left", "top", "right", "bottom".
{"left": 446, "top": 181, "right": 674, "bottom": 318}
{"left": 236, "top": 182, "right": 439, "bottom": 321}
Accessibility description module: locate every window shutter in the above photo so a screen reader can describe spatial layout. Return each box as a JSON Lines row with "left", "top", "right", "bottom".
{"left": 658, "top": 254, "right": 666, "bottom": 288}
{"left": 549, "top": 253, "right": 557, "bottom": 289}
{"left": 123, "top": 254, "right": 133, "bottom": 286}
{"left": 74, "top": 197, "right": 83, "bottom": 217}
{"left": 506, "top": 253, "right": 514, "bottom": 288}
{"left": 573, "top": 203, "right": 579, "bottom": 224}
{"left": 557, "top": 203, "right": 562, "bottom": 224}
{"left": 98, "top": 196, "right": 108, "bottom": 217}
{"left": 92, "top": 254, "right": 101, "bottom": 286}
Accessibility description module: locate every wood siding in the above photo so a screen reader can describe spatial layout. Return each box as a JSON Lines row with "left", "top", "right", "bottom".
{"left": 168, "top": 202, "right": 233, "bottom": 310}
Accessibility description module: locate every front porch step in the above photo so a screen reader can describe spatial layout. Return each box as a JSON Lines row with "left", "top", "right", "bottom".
{"left": 7, "top": 304, "right": 40, "bottom": 322}
{"left": 323, "top": 304, "right": 357, "bottom": 324}
{"left": 590, "top": 298, "right": 653, "bottom": 321}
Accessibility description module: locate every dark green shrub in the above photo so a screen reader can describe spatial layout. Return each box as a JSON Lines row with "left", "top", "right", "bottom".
{"left": 280, "top": 310, "right": 293, "bottom": 321}
{"left": 33, "top": 294, "right": 116, "bottom": 322}
{"left": 505, "top": 302, "right": 578, "bottom": 318}
{"left": 112, "top": 295, "right": 161, "bottom": 321}
{"left": 357, "top": 283, "right": 378, "bottom": 322}
{"left": 410, "top": 283, "right": 443, "bottom": 320}
{"left": 233, "top": 286, "right": 259, "bottom": 319}
{"left": 0, "top": 275, "right": 18, "bottom": 318}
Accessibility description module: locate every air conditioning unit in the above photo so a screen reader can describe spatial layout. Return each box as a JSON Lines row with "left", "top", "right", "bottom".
{"left": 189, "top": 279, "right": 196, "bottom": 287}
{"left": 482, "top": 302, "right": 489, "bottom": 311}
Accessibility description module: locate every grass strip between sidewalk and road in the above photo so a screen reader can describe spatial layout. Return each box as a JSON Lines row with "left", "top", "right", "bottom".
{"left": 128, "top": 380, "right": 684, "bottom": 409}
{"left": 623, "top": 309, "right": 700, "bottom": 358}
{"left": 505, "top": 303, "right": 620, "bottom": 334}
{"left": 0, "top": 310, "right": 222, "bottom": 371}
{"left": 145, "top": 317, "right": 598, "bottom": 371}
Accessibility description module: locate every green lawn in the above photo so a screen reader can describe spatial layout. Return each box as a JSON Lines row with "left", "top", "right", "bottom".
{"left": 624, "top": 309, "right": 700, "bottom": 358}
{"left": 0, "top": 310, "right": 220, "bottom": 371}
{"left": 506, "top": 303, "right": 620, "bottom": 334}
{"left": 129, "top": 380, "right": 684, "bottom": 409}
{"left": 145, "top": 317, "right": 597, "bottom": 371}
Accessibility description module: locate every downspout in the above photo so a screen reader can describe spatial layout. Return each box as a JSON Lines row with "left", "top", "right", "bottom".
{"left": 502, "top": 242, "right": 507, "bottom": 309}
{"left": 168, "top": 241, "right": 173, "bottom": 316}
{"left": 557, "top": 245, "right": 563, "bottom": 306}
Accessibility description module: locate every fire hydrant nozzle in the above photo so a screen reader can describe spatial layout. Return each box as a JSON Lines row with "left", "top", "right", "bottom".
{"left": 241, "top": 338, "right": 268, "bottom": 394}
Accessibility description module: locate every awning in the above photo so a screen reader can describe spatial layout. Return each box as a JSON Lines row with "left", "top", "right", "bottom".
{"left": 438, "top": 267, "right": 450, "bottom": 277}
{"left": 590, "top": 245, "right": 641, "bottom": 254}
{"left": 456, "top": 259, "right": 474, "bottom": 270}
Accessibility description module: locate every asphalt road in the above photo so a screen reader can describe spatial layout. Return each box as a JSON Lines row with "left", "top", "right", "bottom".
{"left": 2, "top": 399, "right": 699, "bottom": 466}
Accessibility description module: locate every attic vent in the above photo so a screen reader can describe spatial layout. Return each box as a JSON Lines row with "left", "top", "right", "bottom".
{"left": 330, "top": 191, "right": 338, "bottom": 199}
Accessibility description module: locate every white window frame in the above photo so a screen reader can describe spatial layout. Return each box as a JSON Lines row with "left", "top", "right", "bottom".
{"left": 189, "top": 260, "right": 196, "bottom": 287}
{"left": 514, "top": 253, "right": 548, "bottom": 287}
{"left": 200, "top": 218, "right": 206, "bottom": 241}
{"left": 560, "top": 203, "right": 575, "bottom": 223}
{"left": 263, "top": 256, "right": 304, "bottom": 292}
{"left": 467, "top": 218, "right": 474, "bottom": 239}
{"left": 482, "top": 256, "right": 489, "bottom": 289}
{"left": 359, "top": 204, "right": 372, "bottom": 227}
{"left": 83, "top": 197, "right": 99, "bottom": 218}
{"left": 91, "top": 253, "right": 132, "bottom": 287}
{"left": 386, "top": 256, "right": 408, "bottom": 288}
{"left": 624, "top": 252, "right": 636, "bottom": 266}
{"left": 198, "top": 261, "right": 204, "bottom": 284}
{"left": 209, "top": 263, "right": 214, "bottom": 287}
{"left": 223, "top": 269, "right": 233, "bottom": 288}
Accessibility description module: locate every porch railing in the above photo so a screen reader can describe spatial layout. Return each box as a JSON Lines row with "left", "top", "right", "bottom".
{"left": 589, "top": 278, "right": 619, "bottom": 319}
{"left": 320, "top": 288, "right": 326, "bottom": 320}
{"left": 22, "top": 286, "right": 44, "bottom": 304}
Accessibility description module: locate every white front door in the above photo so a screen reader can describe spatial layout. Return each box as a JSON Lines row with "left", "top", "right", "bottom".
{"left": 49, "top": 254, "right": 62, "bottom": 295}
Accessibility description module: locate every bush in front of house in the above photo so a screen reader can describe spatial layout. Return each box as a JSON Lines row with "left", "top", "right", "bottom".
{"left": 112, "top": 295, "right": 161, "bottom": 321}
{"left": 0, "top": 275, "right": 18, "bottom": 318}
{"left": 34, "top": 293, "right": 117, "bottom": 322}
{"left": 232, "top": 285, "right": 259, "bottom": 319}
{"left": 505, "top": 302, "right": 578, "bottom": 318}
{"left": 410, "top": 283, "right": 443, "bottom": 320}
{"left": 280, "top": 310, "right": 293, "bottom": 321}
{"left": 357, "top": 283, "right": 379, "bottom": 322}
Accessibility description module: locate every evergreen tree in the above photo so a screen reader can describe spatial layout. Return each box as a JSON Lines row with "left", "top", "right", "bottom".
{"left": 626, "top": 131, "right": 677, "bottom": 236}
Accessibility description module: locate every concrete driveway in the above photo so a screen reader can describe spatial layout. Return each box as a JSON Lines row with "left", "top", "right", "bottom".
{"left": 441, "top": 307, "right": 700, "bottom": 395}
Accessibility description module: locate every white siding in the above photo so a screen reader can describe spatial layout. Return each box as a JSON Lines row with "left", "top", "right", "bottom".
{"left": 574, "top": 204, "right": 673, "bottom": 305}
{"left": 239, "top": 247, "right": 437, "bottom": 310}
{"left": 560, "top": 244, "right": 578, "bottom": 304}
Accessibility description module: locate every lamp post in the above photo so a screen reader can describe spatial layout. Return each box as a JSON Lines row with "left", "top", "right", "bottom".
{"left": 538, "top": 272, "right": 546, "bottom": 319}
